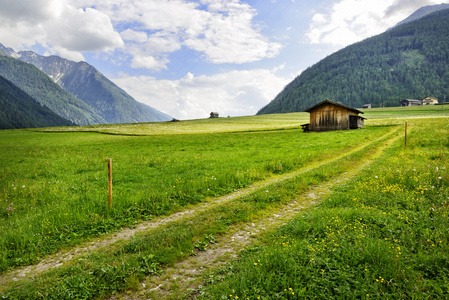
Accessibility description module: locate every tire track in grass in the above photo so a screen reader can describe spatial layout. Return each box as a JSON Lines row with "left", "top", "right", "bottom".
{"left": 0, "top": 127, "right": 400, "bottom": 289}
{"left": 109, "top": 127, "right": 403, "bottom": 300}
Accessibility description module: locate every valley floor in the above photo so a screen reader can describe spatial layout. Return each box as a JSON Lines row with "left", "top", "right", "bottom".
{"left": 0, "top": 112, "right": 448, "bottom": 299}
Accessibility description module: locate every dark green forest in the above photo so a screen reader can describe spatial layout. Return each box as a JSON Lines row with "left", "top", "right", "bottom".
{"left": 0, "top": 76, "right": 74, "bottom": 129}
{"left": 258, "top": 8, "right": 449, "bottom": 114}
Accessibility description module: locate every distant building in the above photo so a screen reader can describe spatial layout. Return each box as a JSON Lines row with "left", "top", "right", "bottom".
{"left": 422, "top": 97, "right": 438, "bottom": 105}
{"left": 304, "top": 99, "right": 365, "bottom": 132}
{"left": 210, "top": 112, "right": 219, "bottom": 118}
{"left": 400, "top": 99, "right": 422, "bottom": 106}
{"left": 362, "top": 104, "right": 372, "bottom": 109}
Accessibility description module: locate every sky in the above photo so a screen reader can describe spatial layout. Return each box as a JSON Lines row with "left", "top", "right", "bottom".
{"left": 0, "top": 0, "right": 447, "bottom": 120}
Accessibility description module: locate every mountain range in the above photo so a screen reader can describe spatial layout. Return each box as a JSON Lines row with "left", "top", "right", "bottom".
{"left": 0, "top": 51, "right": 107, "bottom": 126}
{"left": 0, "top": 44, "right": 171, "bottom": 128}
{"left": 258, "top": 5, "right": 449, "bottom": 115}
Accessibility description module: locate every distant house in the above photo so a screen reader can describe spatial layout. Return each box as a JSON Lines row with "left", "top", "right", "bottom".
{"left": 400, "top": 99, "right": 422, "bottom": 106}
{"left": 210, "top": 112, "right": 219, "bottom": 118}
{"left": 304, "top": 99, "right": 365, "bottom": 132}
{"left": 362, "top": 104, "right": 372, "bottom": 109}
{"left": 422, "top": 97, "right": 438, "bottom": 105}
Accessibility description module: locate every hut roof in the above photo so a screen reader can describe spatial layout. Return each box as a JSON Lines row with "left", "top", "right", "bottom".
{"left": 304, "top": 99, "right": 364, "bottom": 114}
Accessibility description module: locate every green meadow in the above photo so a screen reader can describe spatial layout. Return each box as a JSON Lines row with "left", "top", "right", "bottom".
{"left": 199, "top": 118, "right": 449, "bottom": 300}
{"left": 0, "top": 105, "right": 448, "bottom": 299}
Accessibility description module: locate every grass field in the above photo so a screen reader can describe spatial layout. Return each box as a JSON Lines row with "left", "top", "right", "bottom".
{"left": 0, "top": 124, "right": 390, "bottom": 271}
{"left": 0, "top": 106, "right": 448, "bottom": 299}
{"left": 198, "top": 118, "right": 449, "bottom": 299}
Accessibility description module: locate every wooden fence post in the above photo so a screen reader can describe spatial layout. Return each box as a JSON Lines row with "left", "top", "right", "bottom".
{"left": 108, "top": 158, "right": 112, "bottom": 209}
{"left": 405, "top": 122, "right": 407, "bottom": 147}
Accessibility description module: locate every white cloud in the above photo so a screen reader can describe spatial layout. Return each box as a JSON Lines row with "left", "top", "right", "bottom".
{"left": 183, "top": 0, "right": 282, "bottom": 63}
{"left": 1, "top": 0, "right": 282, "bottom": 68}
{"left": 78, "top": 0, "right": 282, "bottom": 69}
{"left": 306, "top": 0, "right": 444, "bottom": 48}
{"left": 112, "top": 68, "right": 292, "bottom": 119}
{"left": 130, "top": 55, "right": 169, "bottom": 71}
{"left": 49, "top": 7, "right": 123, "bottom": 52}
{"left": 120, "top": 29, "right": 180, "bottom": 70}
{"left": 0, "top": 0, "right": 55, "bottom": 24}
{"left": 0, "top": 0, "right": 123, "bottom": 61}
{"left": 183, "top": 2, "right": 282, "bottom": 64}
{"left": 120, "top": 30, "right": 149, "bottom": 44}
{"left": 121, "top": 30, "right": 180, "bottom": 55}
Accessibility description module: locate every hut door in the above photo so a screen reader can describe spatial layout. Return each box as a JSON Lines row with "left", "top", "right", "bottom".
{"left": 349, "top": 115, "right": 358, "bottom": 129}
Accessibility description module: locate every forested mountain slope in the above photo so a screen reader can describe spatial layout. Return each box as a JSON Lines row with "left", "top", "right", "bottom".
{"left": 0, "top": 55, "right": 106, "bottom": 125}
{"left": 0, "top": 75, "right": 74, "bottom": 129}
{"left": 2, "top": 47, "right": 172, "bottom": 123}
{"left": 258, "top": 8, "right": 449, "bottom": 115}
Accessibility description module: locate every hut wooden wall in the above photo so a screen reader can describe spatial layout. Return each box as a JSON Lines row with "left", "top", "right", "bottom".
{"left": 309, "top": 103, "right": 358, "bottom": 132}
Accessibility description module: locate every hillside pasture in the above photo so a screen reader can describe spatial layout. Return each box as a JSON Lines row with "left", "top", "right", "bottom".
{"left": 34, "top": 113, "right": 310, "bottom": 135}
{"left": 363, "top": 105, "right": 449, "bottom": 123}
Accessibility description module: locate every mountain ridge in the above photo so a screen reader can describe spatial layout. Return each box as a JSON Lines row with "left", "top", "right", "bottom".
{"left": 257, "top": 7, "right": 449, "bottom": 115}
{"left": 4, "top": 47, "right": 172, "bottom": 124}
{"left": 0, "top": 53, "right": 107, "bottom": 125}
{"left": 389, "top": 3, "right": 449, "bottom": 29}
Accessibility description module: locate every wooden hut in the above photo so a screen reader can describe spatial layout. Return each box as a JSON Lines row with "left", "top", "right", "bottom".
{"left": 304, "top": 99, "right": 365, "bottom": 132}
{"left": 210, "top": 112, "right": 219, "bottom": 118}
{"left": 400, "top": 99, "right": 422, "bottom": 106}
